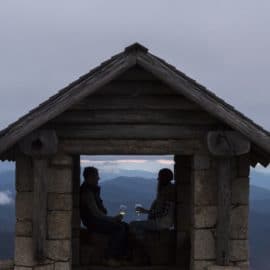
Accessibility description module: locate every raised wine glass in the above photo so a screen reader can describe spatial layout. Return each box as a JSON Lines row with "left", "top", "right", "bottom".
{"left": 135, "top": 203, "right": 143, "bottom": 221}
{"left": 119, "top": 204, "right": 127, "bottom": 217}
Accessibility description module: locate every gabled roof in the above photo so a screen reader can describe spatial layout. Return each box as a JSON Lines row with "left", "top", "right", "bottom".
{"left": 0, "top": 43, "right": 270, "bottom": 165}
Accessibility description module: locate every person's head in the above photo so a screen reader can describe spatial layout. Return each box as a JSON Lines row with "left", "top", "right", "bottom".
{"left": 83, "top": 166, "right": 100, "bottom": 186}
{"left": 157, "top": 168, "right": 174, "bottom": 192}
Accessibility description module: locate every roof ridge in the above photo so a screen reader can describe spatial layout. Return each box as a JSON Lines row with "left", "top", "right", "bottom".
{"left": 125, "top": 42, "right": 148, "bottom": 54}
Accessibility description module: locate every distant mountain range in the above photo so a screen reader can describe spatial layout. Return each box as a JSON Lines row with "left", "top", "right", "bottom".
{"left": 0, "top": 168, "right": 270, "bottom": 269}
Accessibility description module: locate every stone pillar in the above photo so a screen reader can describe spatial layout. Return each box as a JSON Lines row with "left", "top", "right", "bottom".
{"left": 71, "top": 156, "right": 81, "bottom": 267}
{"left": 15, "top": 154, "right": 36, "bottom": 270}
{"left": 191, "top": 154, "right": 250, "bottom": 270}
{"left": 15, "top": 152, "right": 73, "bottom": 270}
{"left": 190, "top": 154, "right": 217, "bottom": 270}
{"left": 229, "top": 154, "right": 250, "bottom": 270}
{"left": 174, "top": 155, "right": 192, "bottom": 268}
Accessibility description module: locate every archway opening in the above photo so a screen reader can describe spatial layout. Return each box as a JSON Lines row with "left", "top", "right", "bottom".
{"left": 71, "top": 155, "right": 192, "bottom": 269}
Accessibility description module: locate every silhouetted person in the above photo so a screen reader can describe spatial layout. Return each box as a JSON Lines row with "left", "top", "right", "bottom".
{"left": 80, "top": 167, "right": 128, "bottom": 265}
{"left": 130, "top": 168, "right": 175, "bottom": 236}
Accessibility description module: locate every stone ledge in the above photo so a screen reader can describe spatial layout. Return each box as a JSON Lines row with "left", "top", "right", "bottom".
{"left": 0, "top": 260, "right": 14, "bottom": 270}
{"left": 207, "top": 266, "right": 240, "bottom": 270}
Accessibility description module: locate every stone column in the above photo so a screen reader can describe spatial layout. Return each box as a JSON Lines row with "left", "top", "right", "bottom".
{"left": 46, "top": 153, "right": 73, "bottom": 270}
{"left": 71, "top": 156, "right": 81, "bottom": 267}
{"left": 229, "top": 154, "right": 250, "bottom": 270}
{"left": 205, "top": 131, "right": 250, "bottom": 270}
{"left": 14, "top": 152, "right": 73, "bottom": 270}
{"left": 204, "top": 155, "right": 250, "bottom": 270}
{"left": 174, "top": 155, "right": 192, "bottom": 268}
{"left": 190, "top": 154, "right": 217, "bottom": 270}
{"left": 15, "top": 154, "right": 36, "bottom": 270}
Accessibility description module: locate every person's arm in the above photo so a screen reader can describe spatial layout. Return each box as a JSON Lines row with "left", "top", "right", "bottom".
{"left": 82, "top": 190, "right": 122, "bottom": 222}
{"left": 136, "top": 206, "right": 150, "bottom": 214}
{"left": 82, "top": 190, "right": 106, "bottom": 218}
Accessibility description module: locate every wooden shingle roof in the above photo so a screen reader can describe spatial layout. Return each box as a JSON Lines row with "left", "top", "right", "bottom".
{"left": 0, "top": 43, "right": 269, "bottom": 166}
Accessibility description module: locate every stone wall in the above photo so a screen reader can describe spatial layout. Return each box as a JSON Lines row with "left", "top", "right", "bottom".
{"left": 190, "top": 154, "right": 250, "bottom": 270}
{"left": 15, "top": 153, "right": 73, "bottom": 270}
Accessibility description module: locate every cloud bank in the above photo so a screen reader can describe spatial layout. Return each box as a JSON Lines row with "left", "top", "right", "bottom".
{"left": 0, "top": 191, "right": 14, "bottom": 205}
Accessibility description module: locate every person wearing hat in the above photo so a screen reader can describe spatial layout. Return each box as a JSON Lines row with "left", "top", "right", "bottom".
{"left": 80, "top": 166, "right": 128, "bottom": 265}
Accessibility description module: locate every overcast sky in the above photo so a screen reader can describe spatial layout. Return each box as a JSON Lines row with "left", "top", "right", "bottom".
{"left": 0, "top": 1, "right": 269, "bottom": 173}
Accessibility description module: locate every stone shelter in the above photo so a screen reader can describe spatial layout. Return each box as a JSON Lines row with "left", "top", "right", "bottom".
{"left": 0, "top": 43, "right": 270, "bottom": 270}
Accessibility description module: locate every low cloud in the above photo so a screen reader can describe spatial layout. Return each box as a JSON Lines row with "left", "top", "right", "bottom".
{"left": 0, "top": 191, "right": 13, "bottom": 205}
{"left": 81, "top": 159, "right": 147, "bottom": 165}
{"left": 80, "top": 156, "right": 174, "bottom": 173}
{"left": 157, "top": 159, "right": 174, "bottom": 165}
{"left": 254, "top": 165, "right": 270, "bottom": 174}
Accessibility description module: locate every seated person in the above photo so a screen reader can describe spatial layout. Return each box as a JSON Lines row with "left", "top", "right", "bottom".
{"left": 80, "top": 166, "right": 128, "bottom": 264}
{"left": 130, "top": 168, "right": 175, "bottom": 236}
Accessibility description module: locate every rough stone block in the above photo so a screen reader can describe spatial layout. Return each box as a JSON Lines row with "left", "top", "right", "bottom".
{"left": 231, "top": 205, "right": 248, "bottom": 239}
{"left": 175, "top": 156, "right": 192, "bottom": 184}
{"left": 192, "top": 260, "right": 215, "bottom": 270}
{"left": 33, "top": 264, "right": 54, "bottom": 270}
{"left": 47, "top": 167, "right": 72, "bottom": 193}
{"left": 72, "top": 228, "right": 80, "bottom": 238}
{"left": 50, "top": 153, "right": 72, "bottom": 167}
{"left": 16, "top": 193, "right": 33, "bottom": 220}
{"left": 193, "top": 170, "right": 217, "bottom": 206}
{"left": 192, "top": 229, "right": 216, "bottom": 260}
{"left": 16, "top": 221, "right": 32, "bottom": 237}
{"left": 47, "top": 211, "right": 72, "bottom": 239}
{"left": 45, "top": 240, "right": 71, "bottom": 261}
{"left": 207, "top": 266, "right": 240, "bottom": 270}
{"left": 0, "top": 260, "right": 14, "bottom": 270}
{"left": 194, "top": 206, "right": 217, "bottom": 228}
{"left": 237, "top": 154, "right": 250, "bottom": 177}
{"left": 193, "top": 155, "right": 211, "bottom": 170}
{"left": 72, "top": 208, "right": 81, "bottom": 229}
{"left": 177, "top": 204, "right": 190, "bottom": 231}
{"left": 230, "top": 240, "right": 249, "bottom": 261}
{"left": 72, "top": 238, "right": 80, "bottom": 266}
{"left": 14, "top": 267, "right": 32, "bottom": 270}
{"left": 72, "top": 193, "right": 79, "bottom": 208}
{"left": 176, "top": 232, "right": 190, "bottom": 267}
{"left": 47, "top": 194, "right": 72, "bottom": 211}
{"left": 54, "top": 262, "right": 71, "bottom": 270}
{"left": 177, "top": 184, "right": 191, "bottom": 204}
{"left": 232, "top": 177, "right": 249, "bottom": 205}
{"left": 15, "top": 237, "right": 35, "bottom": 266}
{"left": 176, "top": 231, "right": 188, "bottom": 246}
{"left": 235, "top": 261, "right": 249, "bottom": 270}
{"left": 175, "top": 155, "right": 192, "bottom": 168}
{"left": 16, "top": 156, "right": 33, "bottom": 192}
